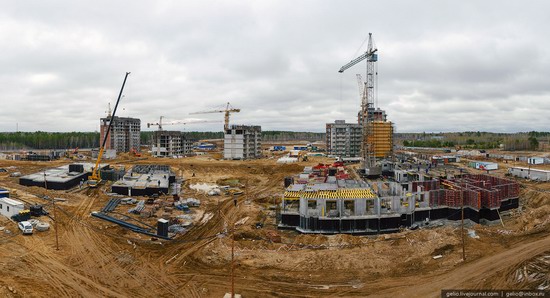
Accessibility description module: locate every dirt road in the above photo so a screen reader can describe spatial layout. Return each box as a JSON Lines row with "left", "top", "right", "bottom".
{"left": 0, "top": 155, "right": 548, "bottom": 297}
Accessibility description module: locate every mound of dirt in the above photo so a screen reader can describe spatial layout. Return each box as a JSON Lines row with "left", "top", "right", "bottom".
{"left": 520, "top": 188, "right": 550, "bottom": 209}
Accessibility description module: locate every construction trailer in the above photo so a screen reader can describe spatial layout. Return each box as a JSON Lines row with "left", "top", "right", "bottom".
{"left": 508, "top": 167, "right": 550, "bottom": 182}
{"left": 279, "top": 167, "right": 520, "bottom": 234}
{"left": 469, "top": 161, "right": 498, "bottom": 171}
{"left": 0, "top": 197, "right": 24, "bottom": 219}
{"left": 528, "top": 157, "right": 544, "bottom": 165}
{"left": 224, "top": 125, "right": 262, "bottom": 160}
{"left": 432, "top": 155, "right": 460, "bottom": 165}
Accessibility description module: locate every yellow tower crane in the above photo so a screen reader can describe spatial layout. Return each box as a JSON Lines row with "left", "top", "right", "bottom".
{"left": 189, "top": 102, "right": 240, "bottom": 131}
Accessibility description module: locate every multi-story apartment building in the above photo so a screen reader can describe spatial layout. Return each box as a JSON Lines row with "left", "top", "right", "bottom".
{"left": 151, "top": 131, "right": 195, "bottom": 157}
{"left": 100, "top": 116, "right": 141, "bottom": 153}
{"left": 224, "top": 125, "right": 262, "bottom": 160}
{"left": 326, "top": 120, "right": 362, "bottom": 158}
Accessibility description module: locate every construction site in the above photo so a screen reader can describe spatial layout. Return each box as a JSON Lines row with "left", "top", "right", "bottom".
{"left": 0, "top": 35, "right": 549, "bottom": 298}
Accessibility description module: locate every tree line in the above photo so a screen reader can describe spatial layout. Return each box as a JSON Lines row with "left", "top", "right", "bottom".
{"left": 398, "top": 131, "right": 549, "bottom": 151}
{"left": 0, "top": 131, "right": 326, "bottom": 150}
{"left": 0, "top": 132, "right": 100, "bottom": 150}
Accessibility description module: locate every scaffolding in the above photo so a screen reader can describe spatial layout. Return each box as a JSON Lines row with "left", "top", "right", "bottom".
{"left": 366, "top": 121, "right": 393, "bottom": 158}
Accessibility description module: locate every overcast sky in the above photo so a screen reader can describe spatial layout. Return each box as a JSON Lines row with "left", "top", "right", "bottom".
{"left": 1, "top": 1, "right": 548, "bottom": 133}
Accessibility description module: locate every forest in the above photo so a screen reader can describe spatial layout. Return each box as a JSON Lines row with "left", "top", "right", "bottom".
{"left": 397, "top": 131, "right": 549, "bottom": 151}
{"left": 0, "top": 130, "right": 325, "bottom": 150}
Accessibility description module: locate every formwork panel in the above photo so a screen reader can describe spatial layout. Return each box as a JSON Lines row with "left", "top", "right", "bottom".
{"left": 281, "top": 214, "right": 300, "bottom": 227}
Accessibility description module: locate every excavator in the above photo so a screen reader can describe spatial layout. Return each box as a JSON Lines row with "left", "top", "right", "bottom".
{"left": 130, "top": 148, "right": 141, "bottom": 157}
{"left": 88, "top": 72, "right": 130, "bottom": 187}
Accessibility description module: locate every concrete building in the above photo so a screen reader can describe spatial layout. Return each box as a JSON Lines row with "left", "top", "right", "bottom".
{"left": 19, "top": 163, "right": 109, "bottom": 190}
{"left": 280, "top": 167, "right": 520, "bottom": 234}
{"left": 111, "top": 165, "right": 176, "bottom": 196}
{"left": 326, "top": 120, "right": 362, "bottom": 158}
{"left": 100, "top": 116, "right": 141, "bottom": 153}
{"left": 152, "top": 131, "right": 195, "bottom": 158}
{"left": 224, "top": 125, "right": 262, "bottom": 160}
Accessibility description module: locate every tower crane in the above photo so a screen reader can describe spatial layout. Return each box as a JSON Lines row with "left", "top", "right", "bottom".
{"left": 147, "top": 117, "right": 221, "bottom": 130}
{"left": 189, "top": 102, "right": 240, "bottom": 131}
{"left": 147, "top": 116, "right": 166, "bottom": 130}
{"left": 339, "top": 33, "right": 380, "bottom": 176}
{"left": 148, "top": 118, "right": 221, "bottom": 157}
{"left": 339, "top": 32, "right": 377, "bottom": 118}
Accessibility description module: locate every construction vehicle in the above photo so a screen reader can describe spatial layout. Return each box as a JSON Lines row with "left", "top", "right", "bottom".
{"left": 130, "top": 148, "right": 141, "bottom": 157}
{"left": 88, "top": 72, "right": 130, "bottom": 187}
{"left": 189, "top": 102, "right": 240, "bottom": 131}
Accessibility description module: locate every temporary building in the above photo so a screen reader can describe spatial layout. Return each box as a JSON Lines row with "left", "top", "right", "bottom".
{"left": 0, "top": 197, "right": 24, "bottom": 219}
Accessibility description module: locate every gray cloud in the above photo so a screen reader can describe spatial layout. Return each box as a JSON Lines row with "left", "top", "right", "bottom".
{"left": 0, "top": 0, "right": 549, "bottom": 133}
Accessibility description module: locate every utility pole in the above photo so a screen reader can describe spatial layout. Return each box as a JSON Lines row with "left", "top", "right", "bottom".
{"left": 44, "top": 171, "right": 59, "bottom": 250}
{"left": 460, "top": 175, "right": 465, "bottom": 261}
{"left": 231, "top": 219, "right": 235, "bottom": 298}
{"left": 53, "top": 195, "right": 59, "bottom": 251}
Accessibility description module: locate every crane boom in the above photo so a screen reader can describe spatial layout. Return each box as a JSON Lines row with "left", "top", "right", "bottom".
{"left": 189, "top": 102, "right": 240, "bottom": 130}
{"left": 147, "top": 119, "right": 221, "bottom": 129}
{"left": 338, "top": 33, "right": 377, "bottom": 73}
{"left": 89, "top": 72, "right": 130, "bottom": 187}
{"left": 339, "top": 52, "right": 369, "bottom": 73}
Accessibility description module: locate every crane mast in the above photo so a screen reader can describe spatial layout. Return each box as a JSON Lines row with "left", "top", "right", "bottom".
{"left": 339, "top": 33, "right": 380, "bottom": 176}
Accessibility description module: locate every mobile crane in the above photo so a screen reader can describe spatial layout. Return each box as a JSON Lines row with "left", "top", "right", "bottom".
{"left": 88, "top": 72, "right": 130, "bottom": 187}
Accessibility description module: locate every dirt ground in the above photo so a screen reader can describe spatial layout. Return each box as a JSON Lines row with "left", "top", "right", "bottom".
{"left": 0, "top": 150, "right": 549, "bottom": 298}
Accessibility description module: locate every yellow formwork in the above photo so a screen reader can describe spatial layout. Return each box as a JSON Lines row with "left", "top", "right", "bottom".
{"left": 366, "top": 121, "right": 393, "bottom": 158}
{"left": 283, "top": 188, "right": 376, "bottom": 200}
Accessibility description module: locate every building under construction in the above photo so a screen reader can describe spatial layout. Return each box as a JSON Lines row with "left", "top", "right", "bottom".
{"left": 338, "top": 33, "right": 394, "bottom": 175}
{"left": 100, "top": 116, "right": 141, "bottom": 153}
{"left": 19, "top": 163, "right": 109, "bottom": 190}
{"left": 279, "top": 165, "right": 519, "bottom": 234}
{"left": 366, "top": 121, "right": 393, "bottom": 158}
{"left": 111, "top": 165, "right": 176, "bottom": 196}
{"left": 151, "top": 131, "right": 195, "bottom": 158}
{"left": 224, "top": 125, "right": 262, "bottom": 160}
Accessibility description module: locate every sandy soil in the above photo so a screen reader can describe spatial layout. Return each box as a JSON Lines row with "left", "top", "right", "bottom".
{"left": 0, "top": 151, "right": 548, "bottom": 297}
